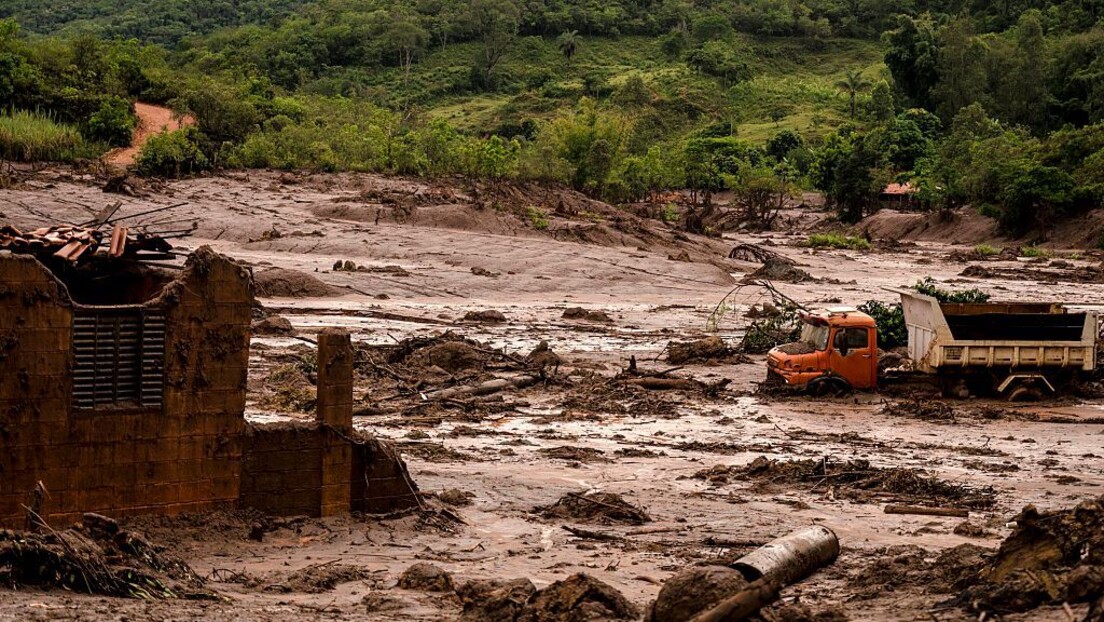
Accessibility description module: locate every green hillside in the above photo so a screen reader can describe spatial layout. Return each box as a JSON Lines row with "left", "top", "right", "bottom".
{"left": 3, "top": 0, "right": 1104, "bottom": 237}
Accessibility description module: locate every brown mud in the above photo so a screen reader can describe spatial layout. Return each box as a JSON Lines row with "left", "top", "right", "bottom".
{"left": 1, "top": 167, "right": 1103, "bottom": 621}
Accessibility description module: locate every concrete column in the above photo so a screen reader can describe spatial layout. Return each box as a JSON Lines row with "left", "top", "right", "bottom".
{"left": 316, "top": 327, "right": 353, "bottom": 516}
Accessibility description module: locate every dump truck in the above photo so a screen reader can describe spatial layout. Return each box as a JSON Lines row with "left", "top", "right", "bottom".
{"left": 766, "top": 291, "right": 1098, "bottom": 399}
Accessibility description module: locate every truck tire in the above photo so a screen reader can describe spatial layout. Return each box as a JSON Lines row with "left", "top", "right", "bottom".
{"left": 808, "top": 376, "right": 851, "bottom": 397}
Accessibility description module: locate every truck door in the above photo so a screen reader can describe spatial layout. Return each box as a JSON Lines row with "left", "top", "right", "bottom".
{"left": 829, "top": 327, "right": 876, "bottom": 389}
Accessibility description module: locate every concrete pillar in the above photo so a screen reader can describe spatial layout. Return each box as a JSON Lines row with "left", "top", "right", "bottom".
{"left": 316, "top": 327, "right": 353, "bottom": 516}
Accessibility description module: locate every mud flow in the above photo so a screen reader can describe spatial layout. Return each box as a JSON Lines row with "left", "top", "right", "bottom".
{"left": 1, "top": 168, "right": 1102, "bottom": 621}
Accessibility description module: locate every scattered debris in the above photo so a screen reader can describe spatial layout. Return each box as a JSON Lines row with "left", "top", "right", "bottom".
{"left": 397, "top": 563, "right": 455, "bottom": 592}
{"left": 667, "top": 336, "right": 731, "bottom": 364}
{"left": 437, "top": 489, "right": 475, "bottom": 507}
{"left": 0, "top": 514, "right": 207, "bottom": 599}
{"left": 540, "top": 492, "right": 651, "bottom": 525}
{"left": 268, "top": 562, "right": 375, "bottom": 594}
{"left": 961, "top": 495, "right": 1104, "bottom": 615}
{"left": 463, "top": 310, "right": 507, "bottom": 323}
{"left": 539, "top": 446, "right": 612, "bottom": 463}
{"left": 562, "top": 307, "right": 613, "bottom": 323}
{"left": 728, "top": 244, "right": 790, "bottom": 264}
{"left": 459, "top": 574, "right": 636, "bottom": 622}
{"left": 744, "top": 258, "right": 814, "bottom": 283}
{"left": 703, "top": 456, "right": 995, "bottom": 509}
{"left": 471, "top": 267, "right": 499, "bottom": 278}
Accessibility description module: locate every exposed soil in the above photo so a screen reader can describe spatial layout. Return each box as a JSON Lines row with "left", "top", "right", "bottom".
{"left": 104, "top": 103, "right": 193, "bottom": 169}
{"left": 2, "top": 167, "right": 1104, "bottom": 621}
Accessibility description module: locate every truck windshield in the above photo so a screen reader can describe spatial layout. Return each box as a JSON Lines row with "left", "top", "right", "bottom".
{"left": 800, "top": 322, "right": 830, "bottom": 351}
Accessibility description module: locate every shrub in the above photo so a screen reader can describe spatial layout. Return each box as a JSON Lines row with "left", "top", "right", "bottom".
{"left": 804, "top": 233, "right": 872, "bottom": 250}
{"left": 1020, "top": 245, "right": 1051, "bottom": 258}
{"left": 976, "top": 203, "right": 1002, "bottom": 219}
{"left": 662, "top": 203, "right": 679, "bottom": 223}
{"left": 135, "top": 127, "right": 210, "bottom": 177}
{"left": 973, "top": 244, "right": 998, "bottom": 256}
{"left": 858, "top": 300, "right": 906, "bottom": 349}
{"left": 913, "top": 277, "right": 990, "bottom": 303}
{"left": 0, "top": 110, "right": 89, "bottom": 162}
{"left": 86, "top": 97, "right": 137, "bottom": 148}
{"left": 527, "top": 206, "right": 550, "bottom": 230}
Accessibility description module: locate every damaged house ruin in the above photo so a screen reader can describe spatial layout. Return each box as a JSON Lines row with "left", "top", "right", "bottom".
{"left": 0, "top": 242, "right": 418, "bottom": 528}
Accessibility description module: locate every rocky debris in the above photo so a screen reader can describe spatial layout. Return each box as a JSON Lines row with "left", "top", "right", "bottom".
{"left": 398, "top": 563, "right": 455, "bottom": 592}
{"left": 525, "top": 573, "right": 639, "bottom": 621}
{"left": 847, "top": 544, "right": 990, "bottom": 600}
{"left": 701, "top": 456, "right": 995, "bottom": 509}
{"left": 646, "top": 566, "right": 749, "bottom": 622}
{"left": 760, "top": 603, "right": 849, "bottom": 622}
{"left": 459, "top": 574, "right": 636, "bottom": 622}
{"left": 953, "top": 521, "right": 992, "bottom": 538}
{"left": 362, "top": 264, "right": 411, "bottom": 277}
{"left": 259, "top": 364, "right": 316, "bottom": 412}
{"left": 539, "top": 446, "right": 611, "bottom": 463}
{"left": 408, "top": 341, "right": 485, "bottom": 373}
{"left": 540, "top": 492, "right": 651, "bottom": 525}
{"left": 562, "top": 307, "right": 613, "bottom": 323}
{"left": 471, "top": 267, "right": 500, "bottom": 278}
{"left": 879, "top": 400, "right": 1034, "bottom": 423}
{"left": 464, "top": 310, "right": 508, "bottom": 323}
{"left": 268, "top": 562, "right": 375, "bottom": 594}
{"left": 0, "top": 514, "right": 206, "bottom": 599}
{"left": 666, "top": 336, "right": 731, "bottom": 364}
{"left": 744, "top": 258, "right": 814, "bottom": 283}
{"left": 251, "top": 316, "right": 296, "bottom": 336}
{"left": 526, "top": 341, "right": 563, "bottom": 375}
{"left": 961, "top": 496, "right": 1104, "bottom": 615}
{"left": 668, "top": 250, "right": 692, "bottom": 262}
{"left": 437, "top": 489, "right": 476, "bottom": 507}
{"left": 363, "top": 591, "right": 407, "bottom": 612}
{"left": 728, "top": 244, "right": 790, "bottom": 264}
{"left": 333, "top": 260, "right": 358, "bottom": 272}
{"left": 458, "top": 578, "right": 537, "bottom": 622}
{"left": 254, "top": 267, "right": 340, "bottom": 298}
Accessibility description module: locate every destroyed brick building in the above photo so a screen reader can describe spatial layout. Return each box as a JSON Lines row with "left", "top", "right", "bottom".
{"left": 0, "top": 245, "right": 418, "bottom": 528}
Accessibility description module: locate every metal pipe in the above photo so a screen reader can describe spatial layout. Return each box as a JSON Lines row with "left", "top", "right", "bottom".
{"left": 730, "top": 525, "right": 840, "bottom": 586}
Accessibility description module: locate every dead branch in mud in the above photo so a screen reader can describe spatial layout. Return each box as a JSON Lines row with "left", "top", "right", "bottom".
{"left": 562, "top": 526, "right": 623, "bottom": 542}
{"left": 884, "top": 504, "right": 969, "bottom": 518}
{"left": 424, "top": 375, "right": 538, "bottom": 401}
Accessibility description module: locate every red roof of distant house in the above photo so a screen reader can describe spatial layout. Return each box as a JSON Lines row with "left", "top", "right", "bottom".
{"left": 882, "top": 182, "right": 917, "bottom": 195}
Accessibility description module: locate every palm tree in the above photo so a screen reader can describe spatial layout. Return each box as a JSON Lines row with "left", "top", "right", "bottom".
{"left": 835, "top": 68, "right": 872, "bottom": 119}
{"left": 557, "top": 30, "right": 579, "bottom": 61}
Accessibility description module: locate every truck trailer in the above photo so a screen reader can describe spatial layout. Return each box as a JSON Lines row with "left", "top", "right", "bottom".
{"left": 766, "top": 291, "right": 1098, "bottom": 399}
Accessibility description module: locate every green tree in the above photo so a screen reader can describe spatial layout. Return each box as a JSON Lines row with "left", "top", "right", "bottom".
{"left": 465, "top": 0, "right": 520, "bottom": 90}
{"left": 835, "top": 68, "right": 872, "bottom": 119}
{"left": 883, "top": 14, "right": 940, "bottom": 110}
{"left": 557, "top": 30, "right": 579, "bottom": 60}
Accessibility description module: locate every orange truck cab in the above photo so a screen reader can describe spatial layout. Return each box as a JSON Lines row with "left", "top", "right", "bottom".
{"left": 766, "top": 307, "right": 878, "bottom": 394}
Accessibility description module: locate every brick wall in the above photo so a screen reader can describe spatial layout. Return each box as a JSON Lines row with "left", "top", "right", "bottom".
{"left": 0, "top": 247, "right": 252, "bottom": 528}
{"left": 240, "top": 422, "right": 323, "bottom": 516}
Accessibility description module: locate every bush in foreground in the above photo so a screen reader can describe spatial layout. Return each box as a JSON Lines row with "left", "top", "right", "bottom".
{"left": 0, "top": 110, "right": 91, "bottom": 162}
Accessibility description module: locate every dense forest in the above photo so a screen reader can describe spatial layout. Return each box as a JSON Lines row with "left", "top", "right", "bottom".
{"left": 4, "top": 0, "right": 1104, "bottom": 238}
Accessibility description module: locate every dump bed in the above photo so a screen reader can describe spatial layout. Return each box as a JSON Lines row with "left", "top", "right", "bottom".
{"left": 899, "top": 291, "right": 1097, "bottom": 374}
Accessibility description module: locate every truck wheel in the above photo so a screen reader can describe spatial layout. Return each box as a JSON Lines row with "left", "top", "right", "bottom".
{"left": 808, "top": 376, "right": 851, "bottom": 397}
{"left": 1006, "top": 385, "right": 1043, "bottom": 402}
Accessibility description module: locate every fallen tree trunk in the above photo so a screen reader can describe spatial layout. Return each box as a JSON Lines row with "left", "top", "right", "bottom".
{"left": 884, "top": 504, "right": 969, "bottom": 518}
{"left": 425, "top": 375, "right": 537, "bottom": 401}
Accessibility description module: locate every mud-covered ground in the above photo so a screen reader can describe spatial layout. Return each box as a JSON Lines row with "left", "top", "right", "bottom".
{"left": 1, "top": 168, "right": 1103, "bottom": 621}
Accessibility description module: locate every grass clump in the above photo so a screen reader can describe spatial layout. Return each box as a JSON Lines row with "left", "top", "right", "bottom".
{"left": 0, "top": 110, "right": 92, "bottom": 162}
{"left": 1020, "top": 245, "right": 1051, "bottom": 258}
{"left": 804, "top": 233, "right": 871, "bottom": 250}
{"left": 973, "top": 244, "right": 999, "bottom": 256}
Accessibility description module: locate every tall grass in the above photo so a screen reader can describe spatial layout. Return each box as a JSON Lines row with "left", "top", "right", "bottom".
{"left": 0, "top": 110, "right": 90, "bottom": 162}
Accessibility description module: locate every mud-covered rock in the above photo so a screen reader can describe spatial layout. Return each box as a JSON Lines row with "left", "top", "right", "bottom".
{"left": 458, "top": 578, "right": 537, "bottom": 622}
{"left": 464, "top": 310, "right": 508, "bottom": 323}
{"left": 252, "top": 316, "right": 296, "bottom": 336}
{"left": 438, "top": 489, "right": 476, "bottom": 507}
{"left": 646, "top": 566, "right": 748, "bottom": 622}
{"left": 539, "top": 492, "right": 650, "bottom": 525}
{"left": 523, "top": 573, "right": 638, "bottom": 622}
{"left": 667, "top": 336, "right": 730, "bottom": 364}
{"left": 398, "top": 562, "right": 454, "bottom": 592}
{"left": 562, "top": 307, "right": 612, "bottom": 323}
{"left": 254, "top": 267, "right": 340, "bottom": 297}
{"left": 408, "top": 341, "right": 484, "bottom": 373}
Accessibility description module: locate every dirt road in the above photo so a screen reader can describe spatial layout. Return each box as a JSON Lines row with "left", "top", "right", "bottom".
{"left": 0, "top": 169, "right": 1101, "bottom": 621}
{"left": 103, "top": 102, "right": 191, "bottom": 168}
